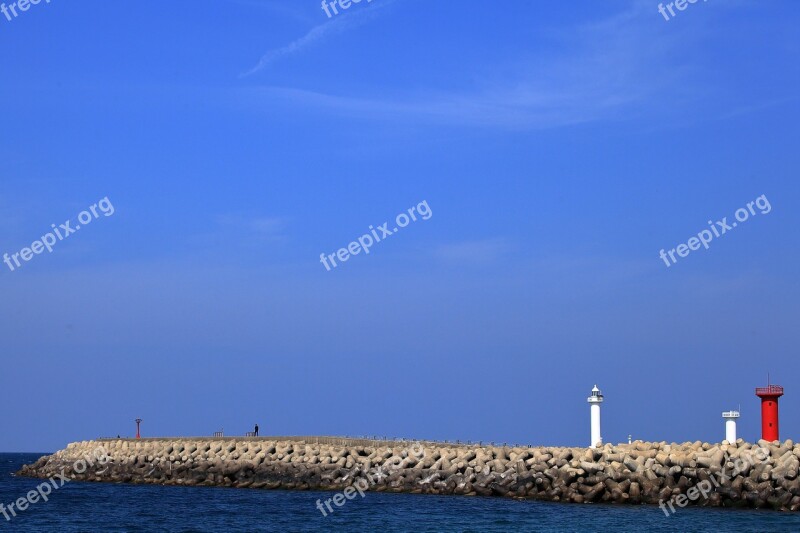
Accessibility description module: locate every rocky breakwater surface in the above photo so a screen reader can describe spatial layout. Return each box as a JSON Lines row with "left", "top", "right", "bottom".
{"left": 17, "top": 437, "right": 800, "bottom": 511}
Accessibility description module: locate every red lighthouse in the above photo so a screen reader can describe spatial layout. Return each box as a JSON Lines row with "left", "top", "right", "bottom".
{"left": 755, "top": 384, "right": 784, "bottom": 442}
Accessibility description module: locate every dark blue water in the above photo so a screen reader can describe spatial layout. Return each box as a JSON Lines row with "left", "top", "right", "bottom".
{"left": 2, "top": 453, "right": 800, "bottom": 532}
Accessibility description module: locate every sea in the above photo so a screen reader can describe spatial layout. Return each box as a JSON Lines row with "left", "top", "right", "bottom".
{"left": 2, "top": 453, "right": 800, "bottom": 532}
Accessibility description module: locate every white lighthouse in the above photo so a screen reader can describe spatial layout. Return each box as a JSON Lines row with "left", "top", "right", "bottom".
{"left": 722, "top": 410, "right": 740, "bottom": 443}
{"left": 587, "top": 385, "right": 604, "bottom": 448}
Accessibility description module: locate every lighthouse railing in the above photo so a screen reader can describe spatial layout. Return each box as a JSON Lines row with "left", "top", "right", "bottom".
{"left": 755, "top": 385, "right": 784, "bottom": 395}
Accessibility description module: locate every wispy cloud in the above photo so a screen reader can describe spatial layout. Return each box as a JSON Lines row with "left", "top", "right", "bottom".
{"left": 236, "top": 1, "right": 696, "bottom": 128}
{"left": 238, "top": 85, "right": 605, "bottom": 129}
{"left": 717, "top": 97, "right": 798, "bottom": 121}
{"left": 220, "top": 0, "right": 315, "bottom": 24}
{"left": 241, "top": 23, "right": 339, "bottom": 77}
{"left": 215, "top": 214, "right": 287, "bottom": 238}
{"left": 187, "top": 214, "right": 288, "bottom": 252}
{"left": 240, "top": 0, "right": 397, "bottom": 77}
{"left": 434, "top": 239, "right": 511, "bottom": 266}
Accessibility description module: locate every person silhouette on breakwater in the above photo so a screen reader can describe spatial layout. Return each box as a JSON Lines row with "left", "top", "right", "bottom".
{"left": 254, "top": 424, "right": 259, "bottom": 437}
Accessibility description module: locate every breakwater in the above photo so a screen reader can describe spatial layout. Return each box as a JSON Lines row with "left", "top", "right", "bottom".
{"left": 17, "top": 437, "right": 800, "bottom": 511}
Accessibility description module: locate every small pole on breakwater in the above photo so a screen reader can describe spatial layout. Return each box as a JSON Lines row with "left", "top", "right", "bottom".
{"left": 135, "top": 418, "right": 143, "bottom": 439}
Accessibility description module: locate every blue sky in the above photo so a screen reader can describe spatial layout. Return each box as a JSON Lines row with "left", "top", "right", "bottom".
{"left": 1, "top": 0, "right": 798, "bottom": 452}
